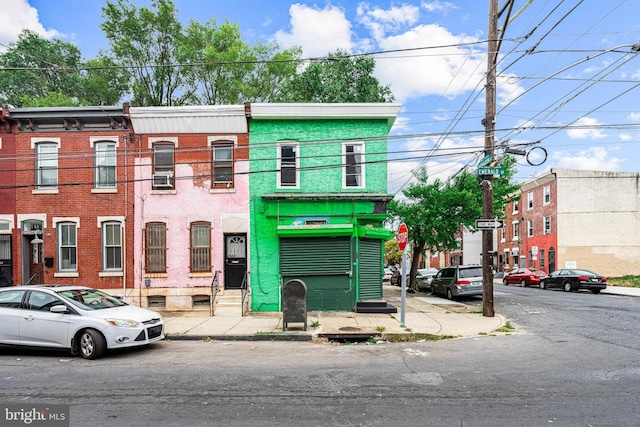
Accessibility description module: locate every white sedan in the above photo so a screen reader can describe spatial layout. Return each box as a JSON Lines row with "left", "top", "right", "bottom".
{"left": 0, "top": 285, "right": 164, "bottom": 359}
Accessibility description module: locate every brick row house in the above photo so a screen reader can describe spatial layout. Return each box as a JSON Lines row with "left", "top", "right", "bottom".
{"left": 0, "top": 106, "right": 134, "bottom": 292}
{"left": 497, "top": 168, "right": 640, "bottom": 277}
{"left": 0, "top": 103, "right": 401, "bottom": 313}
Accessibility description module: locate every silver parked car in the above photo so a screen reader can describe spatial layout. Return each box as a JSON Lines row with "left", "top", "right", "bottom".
{"left": 0, "top": 285, "right": 164, "bottom": 359}
{"left": 431, "top": 265, "right": 484, "bottom": 300}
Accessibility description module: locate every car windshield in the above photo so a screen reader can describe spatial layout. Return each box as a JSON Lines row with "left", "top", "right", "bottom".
{"left": 57, "top": 289, "right": 127, "bottom": 310}
{"left": 459, "top": 267, "right": 482, "bottom": 278}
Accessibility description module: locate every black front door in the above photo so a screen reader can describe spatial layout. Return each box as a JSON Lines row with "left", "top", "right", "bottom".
{"left": 224, "top": 234, "right": 246, "bottom": 289}
{"left": 548, "top": 247, "right": 556, "bottom": 273}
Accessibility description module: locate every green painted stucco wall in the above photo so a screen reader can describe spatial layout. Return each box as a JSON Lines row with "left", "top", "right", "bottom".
{"left": 249, "top": 118, "right": 393, "bottom": 312}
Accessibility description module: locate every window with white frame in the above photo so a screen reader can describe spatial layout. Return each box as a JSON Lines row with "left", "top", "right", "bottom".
{"left": 36, "top": 142, "right": 58, "bottom": 188}
{"left": 278, "top": 142, "right": 298, "bottom": 188}
{"left": 540, "top": 249, "right": 545, "bottom": 267}
{"left": 544, "top": 216, "right": 551, "bottom": 234}
{"left": 512, "top": 199, "right": 519, "bottom": 214}
{"left": 58, "top": 222, "right": 77, "bottom": 271}
{"left": 344, "top": 142, "right": 364, "bottom": 188}
{"left": 190, "top": 222, "right": 211, "bottom": 272}
{"left": 513, "top": 221, "right": 519, "bottom": 240}
{"left": 527, "top": 219, "right": 534, "bottom": 237}
{"left": 153, "top": 142, "right": 175, "bottom": 189}
{"left": 527, "top": 192, "right": 533, "bottom": 210}
{"left": 102, "top": 222, "right": 122, "bottom": 271}
{"left": 543, "top": 186, "right": 550, "bottom": 205}
{"left": 212, "top": 143, "right": 233, "bottom": 188}
{"left": 95, "top": 142, "right": 117, "bottom": 188}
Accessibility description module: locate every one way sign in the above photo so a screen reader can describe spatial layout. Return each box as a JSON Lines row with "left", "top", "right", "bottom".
{"left": 475, "top": 219, "right": 505, "bottom": 229}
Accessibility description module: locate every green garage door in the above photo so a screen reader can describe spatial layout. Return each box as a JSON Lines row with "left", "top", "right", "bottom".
{"left": 280, "top": 237, "right": 354, "bottom": 311}
{"left": 358, "top": 239, "right": 383, "bottom": 301}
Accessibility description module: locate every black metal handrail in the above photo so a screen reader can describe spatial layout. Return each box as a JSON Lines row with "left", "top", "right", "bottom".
{"left": 210, "top": 270, "right": 220, "bottom": 316}
{"left": 240, "top": 271, "right": 249, "bottom": 316}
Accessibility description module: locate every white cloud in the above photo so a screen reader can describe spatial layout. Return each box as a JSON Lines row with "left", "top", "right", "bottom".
{"left": 0, "top": 0, "right": 60, "bottom": 52}
{"left": 619, "top": 134, "right": 633, "bottom": 141}
{"left": 421, "top": 1, "right": 459, "bottom": 14}
{"left": 356, "top": 3, "right": 420, "bottom": 40}
{"left": 566, "top": 117, "right": 606, "bottom": 140}
{"left": 274, "top": 4, "right": 354, "bottom": 58}
{"left": 551, "top": 147, "right": 623, "bottom": 171}
{"left": 628, "top": 112, "right": 640, "bottom": 121}
{"left": 375, "top": 24, "right": 485, "bottom": 102}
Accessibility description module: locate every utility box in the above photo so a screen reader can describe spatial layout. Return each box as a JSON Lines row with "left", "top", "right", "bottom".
{"left": 282, "top": 279, "right": 307, "bottom": 331}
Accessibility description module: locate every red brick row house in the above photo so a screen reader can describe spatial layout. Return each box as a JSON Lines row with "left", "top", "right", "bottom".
{"left": 0, "top": 105, "right": 134, "bottom": 290}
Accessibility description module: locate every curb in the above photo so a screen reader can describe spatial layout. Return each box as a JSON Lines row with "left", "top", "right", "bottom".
{"left": 165, "top": 333, "right": 314, "bottom": 342}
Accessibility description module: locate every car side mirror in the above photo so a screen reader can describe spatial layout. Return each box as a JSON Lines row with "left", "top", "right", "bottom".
{"left": 50, "top": 305, "right": 69, "bottom": 314}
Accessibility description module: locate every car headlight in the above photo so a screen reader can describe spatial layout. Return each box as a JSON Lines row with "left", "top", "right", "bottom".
{"left": 106, "top": 318, "right": 141, "bottom": 328}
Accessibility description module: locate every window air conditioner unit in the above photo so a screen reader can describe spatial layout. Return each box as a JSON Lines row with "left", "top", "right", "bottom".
{"left": 152, "top": 172, "right": 174, "bottom": 188}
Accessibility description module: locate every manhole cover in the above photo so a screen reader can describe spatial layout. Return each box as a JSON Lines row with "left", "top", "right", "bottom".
{"left": 339, "top": 327, "right": 361, "bottom": 332}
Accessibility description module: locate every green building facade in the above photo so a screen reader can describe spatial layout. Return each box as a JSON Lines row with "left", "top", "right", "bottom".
{"left": 248, "top": 103, "right": 402, "bottom": 312}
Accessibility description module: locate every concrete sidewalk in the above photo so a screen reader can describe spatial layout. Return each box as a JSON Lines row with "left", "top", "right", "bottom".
{"left": 160, "top": 284, "right": 507, "bottom": 342}
{"left": 159, "top": 283, "right": 640, "bottom": 342}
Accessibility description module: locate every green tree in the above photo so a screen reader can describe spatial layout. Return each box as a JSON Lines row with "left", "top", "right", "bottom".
{"left": 275, "top": 49, "right": 394, "bottom": 103}
{"left": 20, "top": 92, "right": 82, "bottom": 107}
{"left": 0, "top": 30, "right": 84, "bottom": 107}
{"left": 178, "top": 20, "right": 300, "bottom": 104}
{"left": 384, "top": 239, "right": 402, "bottom": 267}
{"left": 101, "top": 0, "right": 187, "bottom": 106}
{"left": 388, "top": 158, "right": 520, "bottom": 290}
{"left": 81, "top": 55, "right": 130, "bottom": 106}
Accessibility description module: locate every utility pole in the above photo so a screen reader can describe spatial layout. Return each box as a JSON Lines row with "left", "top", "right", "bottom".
{"left": 482, "top": 0, "right": 499, "bottom": 318}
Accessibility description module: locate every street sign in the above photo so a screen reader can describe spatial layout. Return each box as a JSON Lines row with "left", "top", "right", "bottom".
{"left": 477, "top": 154, "right": 493, "bottom": 168}
{"left": 475, "top": 219, "right": 504, "bottom": 229}
{"left": 397, "top": 223, "right": 408, "bottom": 251}
{"left": 477, "top": 166, "right": 505, "bottom": 176}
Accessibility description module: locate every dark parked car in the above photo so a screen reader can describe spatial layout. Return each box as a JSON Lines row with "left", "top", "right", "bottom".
{"left": 387, "top": 266, "right": 401, "bottom": 286}
{"left": 540, "top": 269, "right": 607, "bottom": 293}
{"left": 503, "top": 268, "right": 548, "bottom": 287}
{"left": 431, "top": 265, "right": 483, "bottom": 300}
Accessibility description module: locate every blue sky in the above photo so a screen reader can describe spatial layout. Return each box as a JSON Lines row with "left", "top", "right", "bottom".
{"left": 2, "top": 0, "right": 640, "bottom": 194}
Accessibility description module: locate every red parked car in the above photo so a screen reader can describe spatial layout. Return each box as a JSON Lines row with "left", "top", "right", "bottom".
{"left": 503, "top": 268, "right": 548, "bottom": 287}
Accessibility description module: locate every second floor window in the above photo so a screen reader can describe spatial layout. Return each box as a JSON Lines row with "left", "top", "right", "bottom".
{"left": 153, "top": 143, "right": 175, "bottom": 189}
{"left": 102, "top": 222, "right": 122, "bottom": 271}
{"left": 58, "top": 223, "right": 77, "bottom": 271}
{"left": 190, "top": 222, "right": 211, "bottom": 272}
{"left": 544, "top": 216, "right": 551, "bottom": 234}
{"left": 344, "top": 143, "right": 364, "bottom": 188}
{"left": 512, "top": 199, "right": 519, "bottom": 214}
{"left": 95, "top": 142, "right": 116, "bottom": 188}
{"left": 278, "top": 143, "right": 298, "bottom": 188}
{"left": 213, "top": 144, "right": 233, "bottom": 188}
{"left": 36, "top": 143, "right": 58, "bottom": 188}
{"left": 145, "top": 223, "right": 166, "bottom": 273}
{"left": 527, "top": 219, "right": 534, "bottom": 237}
{"left": 513, "top": 222, "right": 519, "bottom": 240}
{"left": 544, "top": 186, "right": 551, "bottom": 205}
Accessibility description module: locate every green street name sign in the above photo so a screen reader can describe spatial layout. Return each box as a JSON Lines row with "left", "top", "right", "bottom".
{"left": 477, "top": 166, "right": 505, "bottom": 176}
